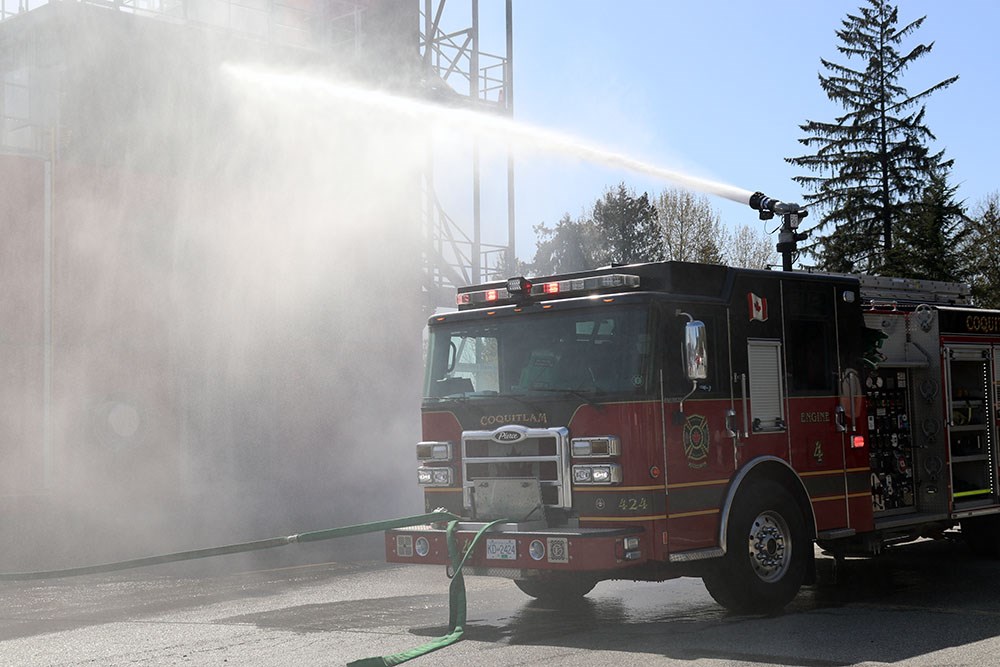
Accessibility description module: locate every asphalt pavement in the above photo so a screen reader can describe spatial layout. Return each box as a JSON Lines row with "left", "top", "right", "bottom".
{"left": 2, "top": 538, "right": 1000, "bottom": 666}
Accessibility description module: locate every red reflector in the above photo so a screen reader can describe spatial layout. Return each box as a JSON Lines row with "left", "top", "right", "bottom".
{"left": 851, "top": 435, "right": 865, "bottom": 449}
{"left": 485, "top": 289, "right": 499, "bottom": 302}
{"left": 543, "top": 282, "right": 560, "bottom": 294}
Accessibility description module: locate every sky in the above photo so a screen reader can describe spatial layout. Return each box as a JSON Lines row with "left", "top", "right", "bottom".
{"left": 7, "top": 0, "right": 995, "bottom": 266}
{"left": 465, "top": 0, "right": 1000, "bottom": 262}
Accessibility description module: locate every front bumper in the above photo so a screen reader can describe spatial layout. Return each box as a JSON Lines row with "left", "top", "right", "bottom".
{"left": 386, "top": 521, "right": 645, "bottom": 576}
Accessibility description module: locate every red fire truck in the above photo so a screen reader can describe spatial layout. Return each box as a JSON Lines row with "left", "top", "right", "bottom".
{"left": 386, "top": 259, "right": 1000, "bottom": 613}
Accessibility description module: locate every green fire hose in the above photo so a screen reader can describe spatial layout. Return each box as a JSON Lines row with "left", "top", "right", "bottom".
{"left": 0, "top": 509, "right": 506, "bottom": 666}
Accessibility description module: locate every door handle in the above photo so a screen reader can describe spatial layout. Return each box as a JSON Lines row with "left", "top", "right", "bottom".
{"left": 835, "top": 405, "right": 847, "bottom": 433}
{"left": 725, "top": 408, "right": 738, "bottom": 439}
{"left": 733, "top": 372, "right": 749, "bottom": 439}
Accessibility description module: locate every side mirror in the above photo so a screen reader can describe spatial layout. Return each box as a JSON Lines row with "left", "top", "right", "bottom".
{"left": 684, "top": 320, "right": 708, "bottom": 381}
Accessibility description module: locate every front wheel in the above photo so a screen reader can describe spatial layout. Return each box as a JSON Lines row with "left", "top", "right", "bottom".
{"left": 514, "top": 574, "right": 597, "bottom": 604}
{"left": 702, "top": 480, "right": 808, "bottom": 614}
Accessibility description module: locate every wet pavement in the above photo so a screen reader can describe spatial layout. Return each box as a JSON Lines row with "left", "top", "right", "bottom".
{"left": 2, "top": 537, "right": 1000, "bottom": 665}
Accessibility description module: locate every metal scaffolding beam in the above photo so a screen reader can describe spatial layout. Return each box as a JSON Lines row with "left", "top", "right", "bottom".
{"left": 419, "top": 0, "right": 514, "bottom": 307}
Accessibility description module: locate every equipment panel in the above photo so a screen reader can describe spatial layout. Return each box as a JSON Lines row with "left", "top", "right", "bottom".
{"left": 866, "top": 369, "right": 915, "bottom": 514}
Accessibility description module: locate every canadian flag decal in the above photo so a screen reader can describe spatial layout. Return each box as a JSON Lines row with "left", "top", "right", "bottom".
{"left": 748, "top": 292, "right": 768, "bottom": 322}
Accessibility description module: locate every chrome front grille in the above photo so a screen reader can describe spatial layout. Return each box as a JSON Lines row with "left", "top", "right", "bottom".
{"left": 462, "top": 426, "right": 570, "bottom": 515}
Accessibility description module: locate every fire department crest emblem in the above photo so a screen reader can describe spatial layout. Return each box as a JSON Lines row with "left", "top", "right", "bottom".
{"left": 682, "top": 414, "right": 709, "bottom": 469}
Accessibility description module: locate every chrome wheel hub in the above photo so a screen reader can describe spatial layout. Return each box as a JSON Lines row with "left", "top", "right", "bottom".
{"left": 747, "top": 510, "right": 791, "bottom": 583}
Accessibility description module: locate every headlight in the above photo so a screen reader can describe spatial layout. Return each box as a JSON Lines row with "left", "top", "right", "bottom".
{"left": 571, "top": 436, "right": 620, "bottom": 458}
{"left": 416, "top": 441, "right": 453, "bottom": 461}
{"left": 591, "top": 467, "right": 612, "bottom": 483}
{"left": 572, "top": 464, "right": 622, "bottom": 485}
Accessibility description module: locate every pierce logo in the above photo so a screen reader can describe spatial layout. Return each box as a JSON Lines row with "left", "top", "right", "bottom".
{"left": 492, "top": 429, "right": 524, "bottom": 443}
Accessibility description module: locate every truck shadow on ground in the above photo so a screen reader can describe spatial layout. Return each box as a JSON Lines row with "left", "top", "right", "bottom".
{"left": 438, "top": 538, "right": 1000, "bottom": 666}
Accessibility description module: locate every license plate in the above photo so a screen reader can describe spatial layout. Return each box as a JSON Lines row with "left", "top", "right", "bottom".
{"left": 486, "top": 538, "right": 517, "bottom": 560}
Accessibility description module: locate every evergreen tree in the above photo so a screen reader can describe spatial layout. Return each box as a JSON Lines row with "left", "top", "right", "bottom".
{"left": 529, "top": 184, "right": 777, "bottom": 274}
{"left": 529, "top": 184, "right": 664, "bottom": 274}
{"left": 528, "top": 214, "right": 599, "bottom": 275}
{"left": 787, "top": 0, "right": 958, "bottom": 273}
{"left": 591, "top": 183, "right": 664, "bottom": 266}
{"left": 964, "top": 193, "right": 1000, "bottom": 308}
{"left": 883, "top": 170, "right": 968, "bottom": 281}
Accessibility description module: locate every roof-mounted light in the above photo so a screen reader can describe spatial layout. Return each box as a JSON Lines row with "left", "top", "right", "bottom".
{"left": 542, "top": 274, "right": 641, "bottom": 296}
{"left": 455, "top": 273, "right": 641, "bottom": 309}
{"left": 506, "top": 277, "right": 533, "bottom": 294}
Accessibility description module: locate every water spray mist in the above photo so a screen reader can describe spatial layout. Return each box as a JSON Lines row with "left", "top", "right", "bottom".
{"left": 224, "top": 64, "right": 816, "bottom": 272}
{"left": 222, "top": 64, "right": 757, "bottom": 208}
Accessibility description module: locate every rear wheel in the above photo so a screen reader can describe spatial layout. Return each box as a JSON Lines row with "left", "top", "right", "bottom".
{"left": 514, "top": 574, "right": 597, "bottom": 603}
{"left": 702, "top": 480, "right": 808, "bottom": 614}
{"left": 962, "top": 515, "right": 1000, "bottom": 557}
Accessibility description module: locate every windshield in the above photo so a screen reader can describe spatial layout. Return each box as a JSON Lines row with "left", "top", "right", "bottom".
{"left": 425, "top": 306, "right": 654, "bottom": 399}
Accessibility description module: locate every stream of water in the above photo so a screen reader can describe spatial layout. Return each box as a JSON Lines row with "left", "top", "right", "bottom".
{"left": 222, "top": 63, "right": 756, "bottom": 209}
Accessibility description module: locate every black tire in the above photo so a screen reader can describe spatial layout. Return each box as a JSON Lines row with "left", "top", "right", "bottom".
{"left": 702, "top": 480, "right": 809, "bottom": 614}
{"left": 513, "top": 574, "right": 597, "bottom": 603}
{"left": 962, "top": 515, "right": 1000, "bottom": 557}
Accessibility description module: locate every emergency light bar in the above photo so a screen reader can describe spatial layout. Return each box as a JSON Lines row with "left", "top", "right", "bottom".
{"left": 457, "top": 273, "right": 641, "bottom": 308}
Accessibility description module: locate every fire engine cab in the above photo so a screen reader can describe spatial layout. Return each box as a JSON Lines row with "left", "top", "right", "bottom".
{"left": 386, "top": 260, "right": 1000, "bottom": 613}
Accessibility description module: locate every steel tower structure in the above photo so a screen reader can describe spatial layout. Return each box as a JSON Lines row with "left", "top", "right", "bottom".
{"left": 419, "top": 0, "right": 515, "bottom": 307}
{"left": 0, "top": 0, "right": 513, "bottom": 308}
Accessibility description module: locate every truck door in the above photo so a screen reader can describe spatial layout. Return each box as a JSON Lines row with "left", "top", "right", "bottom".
{"left": 662, "top": 304, "right": 735, "bottom": 551}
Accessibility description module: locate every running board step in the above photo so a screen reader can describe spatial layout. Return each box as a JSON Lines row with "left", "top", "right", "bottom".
{"left": 817, "top": 528, "right": 856, "bottom": 540}
{"left": 669, "top": 547, "right": 724, "bottom": 563}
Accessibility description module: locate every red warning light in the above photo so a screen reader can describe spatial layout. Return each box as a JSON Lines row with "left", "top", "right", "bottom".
{"left": 485, "top": 289, "right": 499, "bottom": 302}
{"left": 543, "top": 282, "right": 560, "bottom": 294}
{"left": 851, "top": 435, "right": 866, "bottom": 449}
